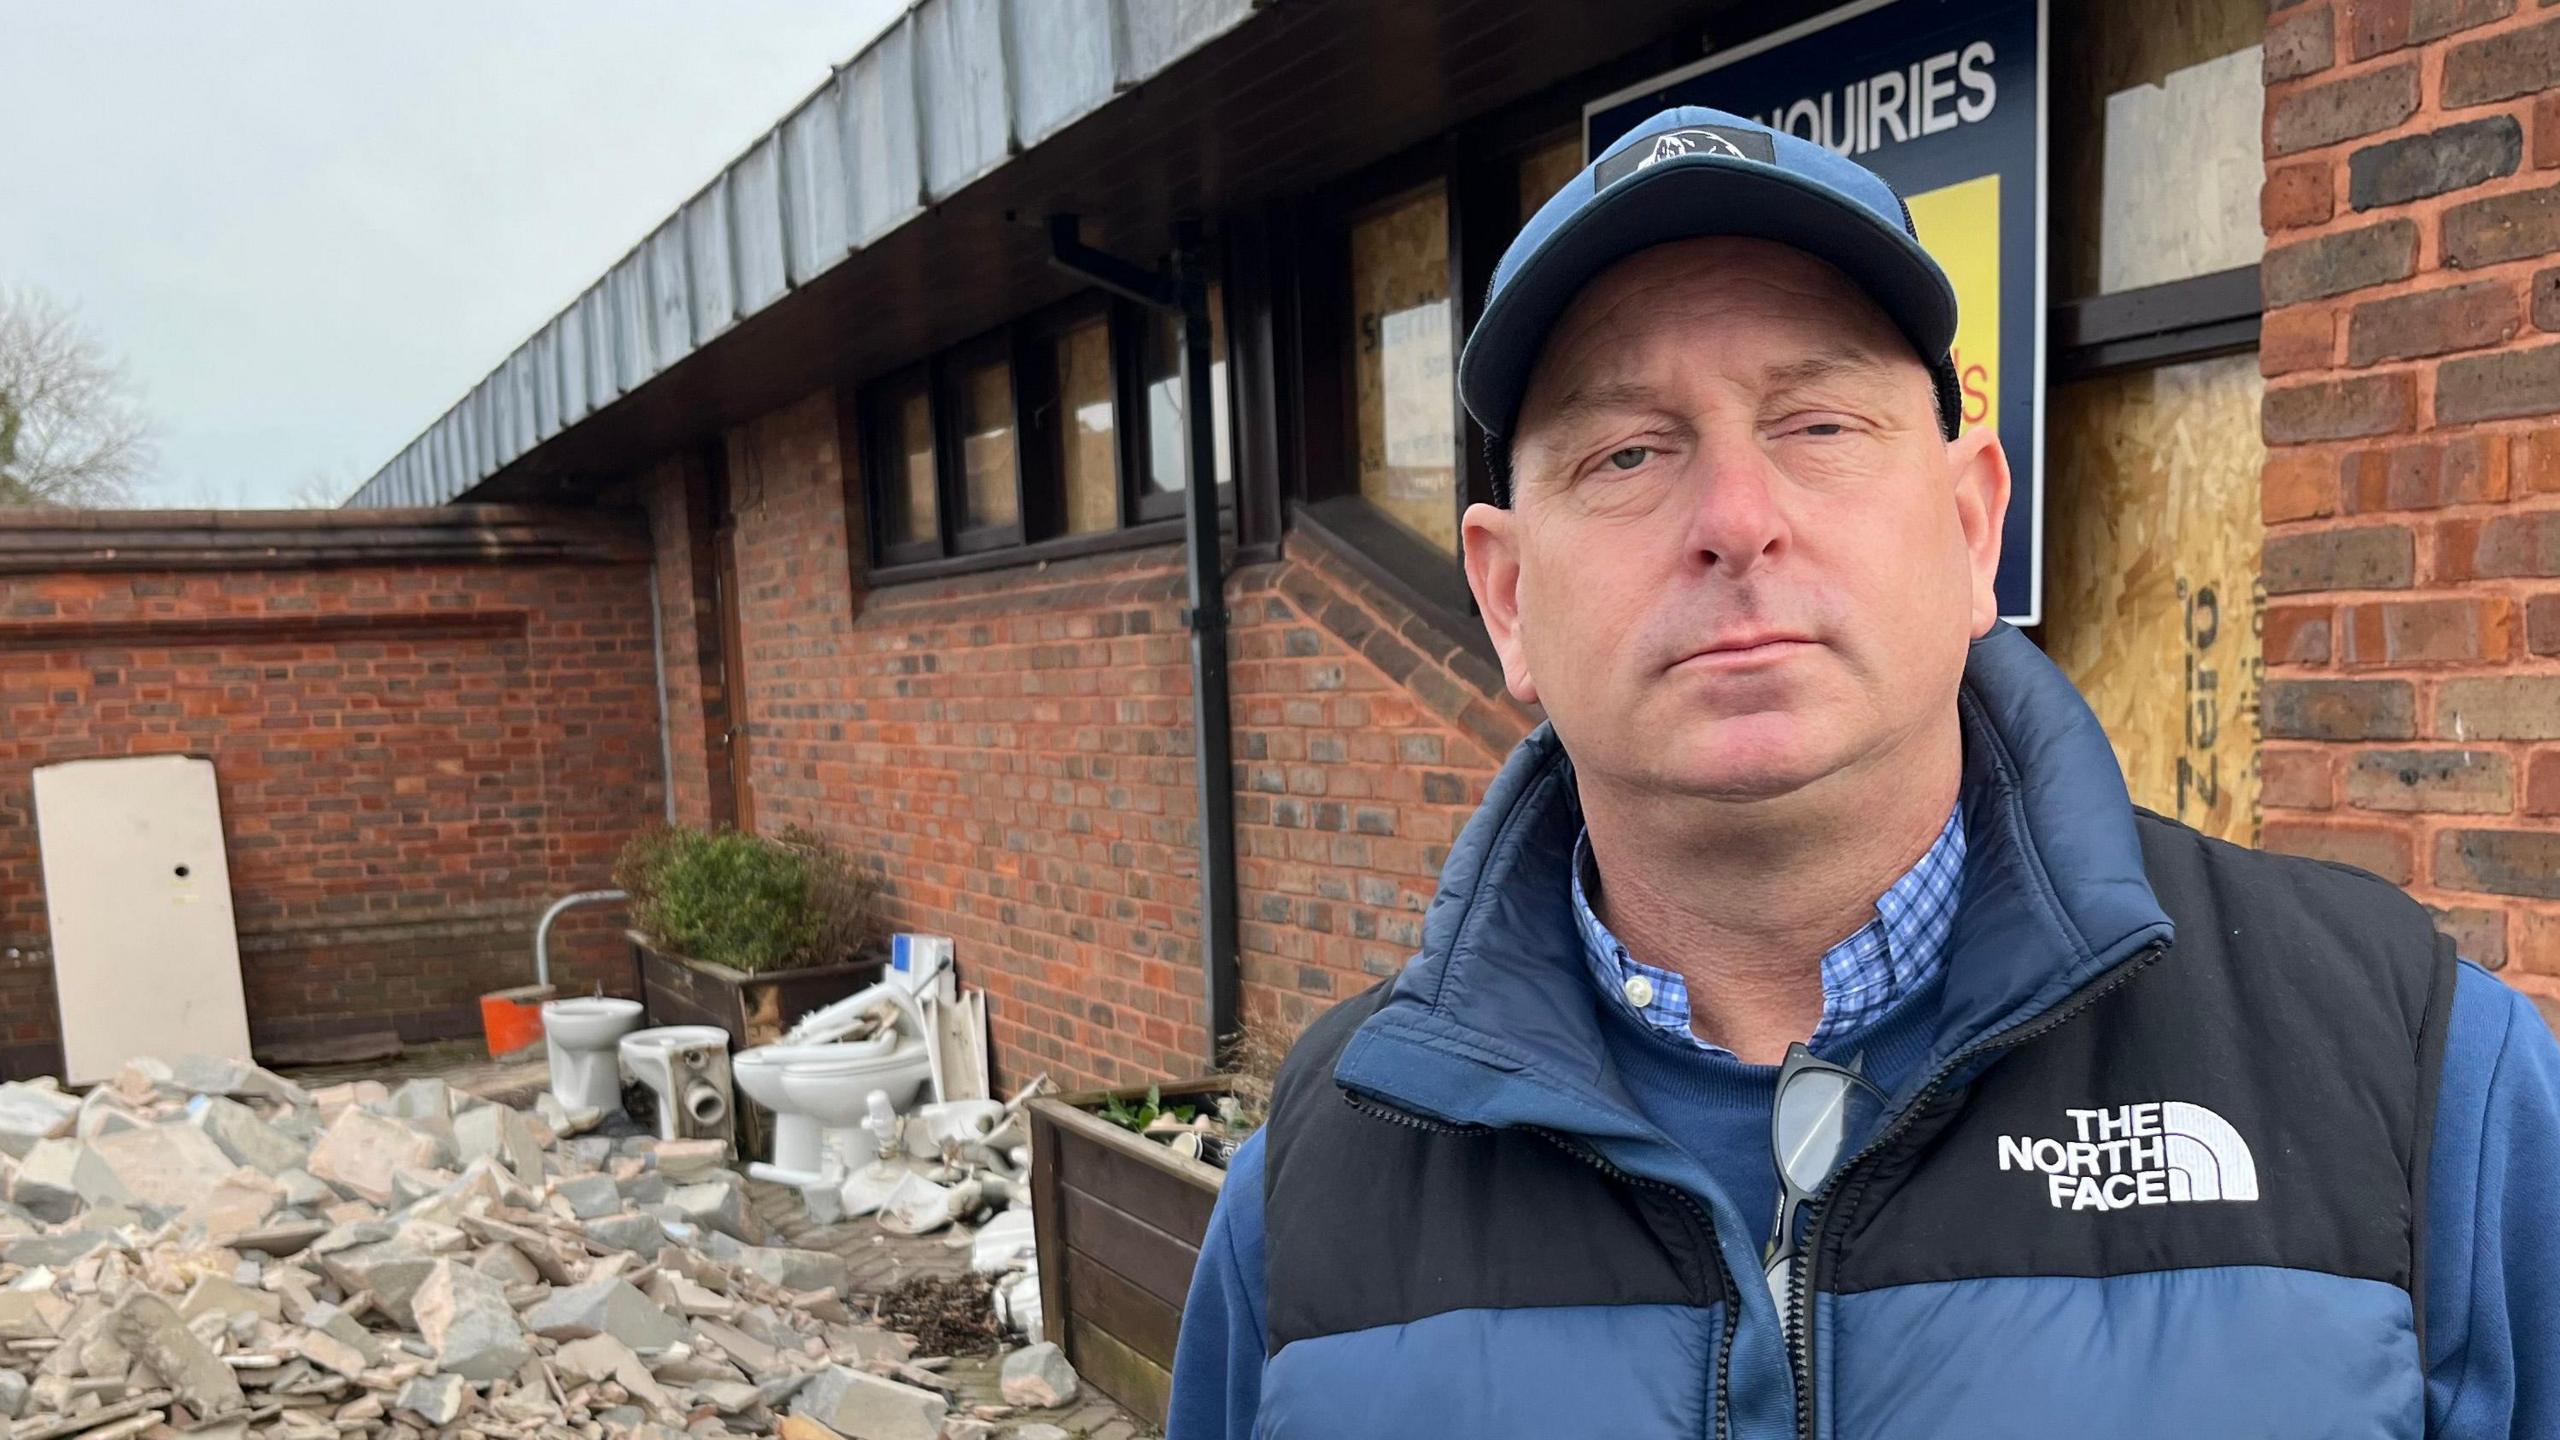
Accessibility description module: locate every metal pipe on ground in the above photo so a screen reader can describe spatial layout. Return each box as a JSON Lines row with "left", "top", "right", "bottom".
{"left": 536, "top": 889, "right": 631, "bottom": 990}
{"left": 481, "top": 887, "right": 632, "bottom": 1059}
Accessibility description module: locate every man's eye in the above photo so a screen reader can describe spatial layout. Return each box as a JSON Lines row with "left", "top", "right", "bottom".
{"left": 1796, "top": 422, "right": 1849, "bottom": 438}
{"left": 1606, "top": 446, "right": 1651, "bottom": 470}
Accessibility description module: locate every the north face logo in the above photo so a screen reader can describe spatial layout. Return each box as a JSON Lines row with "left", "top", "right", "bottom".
{"left": 1997, "top": 1102, "right": 2259, "bottom": 1212}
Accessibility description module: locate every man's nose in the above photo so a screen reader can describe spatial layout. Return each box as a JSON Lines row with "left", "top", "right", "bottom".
{"left": 1683, "top": 441, "right": 1789, "bottom": 577}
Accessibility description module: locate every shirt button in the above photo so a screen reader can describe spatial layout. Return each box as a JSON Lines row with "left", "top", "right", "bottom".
{"left": 1623, "top": 975, "right": 1655, "bottom": 1008}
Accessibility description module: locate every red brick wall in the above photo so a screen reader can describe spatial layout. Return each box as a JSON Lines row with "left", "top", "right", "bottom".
{"left": 636, "top": 389, "right": 1530, "bottom": 1091}
{"left": 2259, "top": 0, "right": 2560, "bottom": 1009}
{"left": 1229, "top": 540, "right": 1522, "bottom": 1038}
{"left": 0, "top": 511, "right": 663, "bottom": 1075}
{"left": 633, "top": 455, "right": 728, "bottom": 832}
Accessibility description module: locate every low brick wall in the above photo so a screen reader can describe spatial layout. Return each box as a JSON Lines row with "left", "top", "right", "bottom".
{"left": 0, "top": 508, "right": 665, "bottom": 1077}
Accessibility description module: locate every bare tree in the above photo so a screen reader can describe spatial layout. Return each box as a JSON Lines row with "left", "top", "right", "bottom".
{"left": 0, "top": 288, "right": 152, "bottom": 506}
{"left": 283, "top": 467, "right": 357, "bottom": 509}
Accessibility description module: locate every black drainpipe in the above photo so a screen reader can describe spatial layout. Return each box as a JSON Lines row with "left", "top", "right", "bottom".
{"left": 1048, "top": 216, "right": 1242, "bottom": 1071}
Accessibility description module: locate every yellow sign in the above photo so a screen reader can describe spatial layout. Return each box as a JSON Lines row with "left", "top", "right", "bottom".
{"left": 1904, "top": 173, "right": 2000, "bottom": 433}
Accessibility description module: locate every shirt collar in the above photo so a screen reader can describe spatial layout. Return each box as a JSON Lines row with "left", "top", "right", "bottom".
{"left": 1571, "top": 805, "right": 1967, "bottom": 1059}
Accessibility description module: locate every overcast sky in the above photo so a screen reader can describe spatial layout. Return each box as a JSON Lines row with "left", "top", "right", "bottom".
{"left": 2, "top": 2, "right": 903, "bottom": 507}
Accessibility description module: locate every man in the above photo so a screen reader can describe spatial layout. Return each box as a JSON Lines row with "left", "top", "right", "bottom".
{"left": 1166, "top": 106, "right": 2560, "bottom": 1439}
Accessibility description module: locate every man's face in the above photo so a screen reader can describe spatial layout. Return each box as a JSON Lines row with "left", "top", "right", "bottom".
{"left": 1463, "top": 237, "right": 2010, "bottom": 806}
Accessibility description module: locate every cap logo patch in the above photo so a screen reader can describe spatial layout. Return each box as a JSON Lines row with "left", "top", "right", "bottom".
{"left": 1595, "top": 123, "right": 1776, "bottom": 187}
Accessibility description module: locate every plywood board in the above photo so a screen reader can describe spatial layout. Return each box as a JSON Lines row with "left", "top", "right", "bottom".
{"left": 1351, "top": 184, "right": 1457, "bottom": 553}
{"left": 33, "top": 754, "right": 252, "bottom": 1084}
{"left": 1057, "top": 316, "right": 1120, "bottom": 534}
{"left": 1517, "top": 134, "right": 1584, "bottom": 223}
{"left": 2043, "top": 353, "right": 2264, "bottom": 845}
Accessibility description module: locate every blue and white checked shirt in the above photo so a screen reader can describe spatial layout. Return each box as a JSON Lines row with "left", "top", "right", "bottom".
{"left": 1572, "top": 806, "right": 1967, "bottom": 1058}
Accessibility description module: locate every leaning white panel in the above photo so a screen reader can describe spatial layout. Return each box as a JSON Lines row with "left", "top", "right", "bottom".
{"left": 36, "top": 755, "right": 252, "bottom": 1086}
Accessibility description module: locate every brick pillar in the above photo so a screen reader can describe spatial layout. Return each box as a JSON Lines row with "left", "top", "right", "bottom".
{"left": 2260, "top": 0, "right": 2560, "bottom": 1011}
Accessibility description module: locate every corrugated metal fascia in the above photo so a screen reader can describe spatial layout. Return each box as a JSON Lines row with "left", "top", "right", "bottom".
{"left": 348, "top": 0, "right": 1258, "bottom": 508}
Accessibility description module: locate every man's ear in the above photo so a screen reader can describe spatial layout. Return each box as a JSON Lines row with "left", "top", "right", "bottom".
{"left": 1461, "top": 501, "right": 1540, "bottom": 706}
{"left": 1946, "top": 427, "right": 2012, "bottom": 637}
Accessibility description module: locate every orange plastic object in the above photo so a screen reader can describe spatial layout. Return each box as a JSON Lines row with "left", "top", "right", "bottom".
{"left": 479, "top": 984, "right": 557, "bottom": 1059}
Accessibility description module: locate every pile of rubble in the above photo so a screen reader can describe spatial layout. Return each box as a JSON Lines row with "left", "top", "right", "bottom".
{"left": 0, "top": 1056, "right": 1082, "bottom": 1440}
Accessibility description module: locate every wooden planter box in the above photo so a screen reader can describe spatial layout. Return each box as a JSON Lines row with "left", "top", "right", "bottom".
{"left": 630, "top": 932, "right": 886, "bottom": 1157}
{"left": 1026, "top": 1078, "right": 1232, "bottom": 1429}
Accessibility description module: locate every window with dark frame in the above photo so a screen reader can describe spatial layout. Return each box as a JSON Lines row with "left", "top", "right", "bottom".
{"left": 867, "top": 369, "right": 940, "bottom": 567}
{"left": 1348, "top": 182, "right": 1458, "bottom": 556}
{"left": 1282, "top": 128, "right": 1599, "bottom": 653}
{"left": 946, "top": 333, "right": 1024, "bottom": 552}
{"left": 1135, "top": 284, "right": 1233, "bottom": 522}
{"left": 1050, "top": 310, "right": 1120, "bottom": 535}
{"left": 1515, "top": 132, "right": 1582, "bottom": 229}
{"left": 856, "top": 283, "right": 1238, "bottom": 577}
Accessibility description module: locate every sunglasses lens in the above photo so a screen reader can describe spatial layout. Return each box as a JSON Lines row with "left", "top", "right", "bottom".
{"left": 1774, "top": 1069, "right": 1857, "bottom": 1190}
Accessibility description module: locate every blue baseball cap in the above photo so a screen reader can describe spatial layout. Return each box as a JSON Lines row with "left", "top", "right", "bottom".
{"left": 1458, "top": 105, "right": 1961, "bottom": 493}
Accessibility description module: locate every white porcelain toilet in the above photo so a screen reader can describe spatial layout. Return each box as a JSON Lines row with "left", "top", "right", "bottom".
{"left": 733, "top": 1033, "right": 898, "bottom": 1176}
{"left": 541, "top": 997, "right": 644, "bottom": 1115}
{"left": 780, "top": 1045, "right": 933, "bottom": 1172}
{"left": 618, "top": 1025, "right": 734, "bottom": 1142}
{"left": 737, "top": 981, "right": 941, "bottom": 1219}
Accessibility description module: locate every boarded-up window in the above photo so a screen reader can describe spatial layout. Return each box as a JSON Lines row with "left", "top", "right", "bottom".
{"left": 1055, "top": 316, "right": 1119, "bottom": 534}
{"left": 1351, "top": 185, "right": 1456, "bottom": 553}
{"left": 2043, "top": 353, "right": 2265, "bottom": 844}
{"left": 957, "top": 353, "right": 1018, "bottom": 530}
{"left": 882, "top": 382, "right": 937, "bottom": 547}
{"left": 1517, "top": 134, "right": 1585, "bottom": 226}
{"left": 1141, "top": 285, "right": 1232, "bottom": 497}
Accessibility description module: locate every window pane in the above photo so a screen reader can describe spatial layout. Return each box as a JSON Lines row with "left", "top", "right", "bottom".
{"left": 1055, "top": 317, "right": 1118, "bottom": 534}
{"left": 957, "top": 354, "right": 1018, "bottom": 530}
{"left": 883, "top": 385, "right": 936, "bottom": 546}
{"left": 1350, "top": 185, "right": 1455, "bottom": 553}
{"left": 1142, "top": 285, "right": 1231, "bottom": 496}
{"left": 1517, "top": 134, "right": 1583, "bottom": 226}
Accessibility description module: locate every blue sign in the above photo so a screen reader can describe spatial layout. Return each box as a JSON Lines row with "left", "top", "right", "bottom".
{"left": 1588, "top": 0, "right": 2048, "bottom": 623}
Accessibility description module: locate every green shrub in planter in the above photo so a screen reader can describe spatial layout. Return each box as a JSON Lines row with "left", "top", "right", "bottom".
{"left": 613, "top": 824, "right": 882, "bottom": 974}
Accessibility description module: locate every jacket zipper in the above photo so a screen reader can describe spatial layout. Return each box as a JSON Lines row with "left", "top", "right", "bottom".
{"left": 1784, "top": 940, "right": 2170, "bottom": 1440}
{"left": 1342, "top": 1092, "right": 1739, "bottom": 1440}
